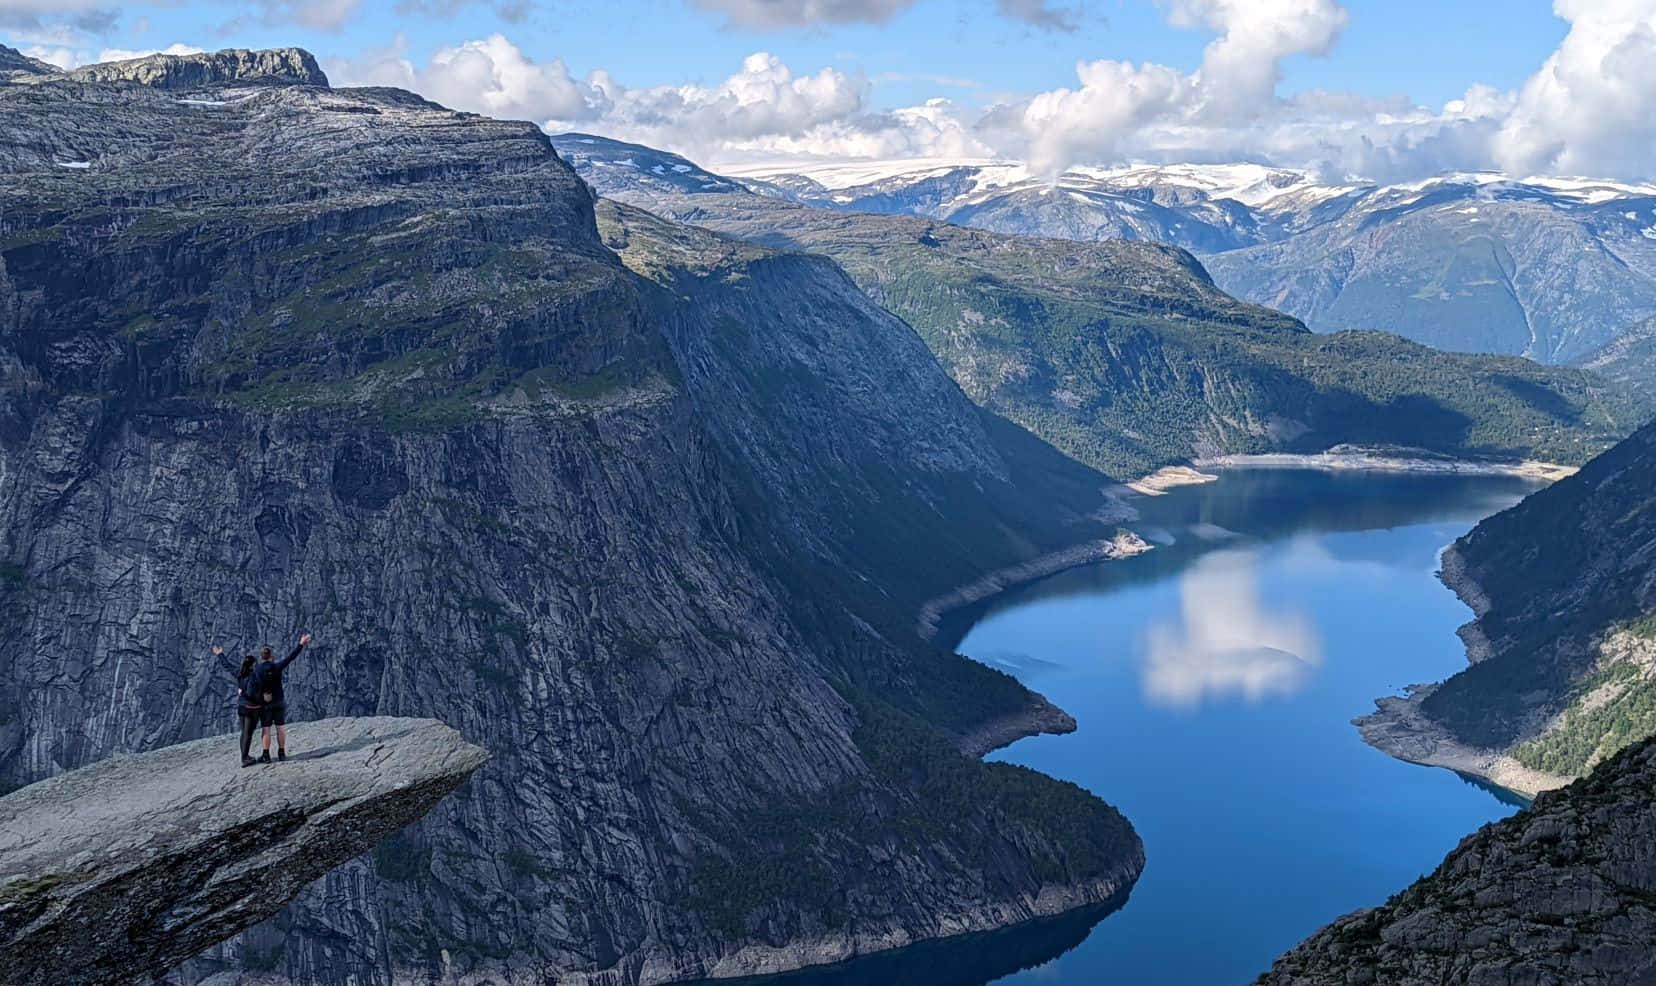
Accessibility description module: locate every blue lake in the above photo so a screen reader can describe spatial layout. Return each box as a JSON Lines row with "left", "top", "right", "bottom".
{"left": 960, "top": 468, "right": 1540, "bottom": 986}
{"left": 706, "top": 468, "right": 1543, "bottom": 986}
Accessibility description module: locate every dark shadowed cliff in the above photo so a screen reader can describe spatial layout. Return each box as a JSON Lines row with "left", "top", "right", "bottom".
{"left": 0, "top": 50, "right": 1139, "bottom": 984}
{"left": 1257, "top": 735, "right": 1656, "bottom": 986}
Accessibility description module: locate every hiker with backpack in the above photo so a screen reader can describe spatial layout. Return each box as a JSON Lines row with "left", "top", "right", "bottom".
{"left": 249, "top": 632, "right": 313, "bottom": 763}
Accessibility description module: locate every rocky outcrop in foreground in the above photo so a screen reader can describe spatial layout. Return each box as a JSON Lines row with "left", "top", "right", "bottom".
{"left": 1257, "top": 735, "right": 1656, "bottom": 986}
{"left": 0, "top": 717, "right": 487, "bottom": 985}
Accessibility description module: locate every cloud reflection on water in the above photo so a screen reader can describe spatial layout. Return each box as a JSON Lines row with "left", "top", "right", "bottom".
{"left": 1141, "top": 548, "right": 1322, "bottom": 708}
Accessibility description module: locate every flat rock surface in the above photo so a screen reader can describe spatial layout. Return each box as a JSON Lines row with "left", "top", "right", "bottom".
{"left": 0, "top": 717, "right": 487, "bottom": 985}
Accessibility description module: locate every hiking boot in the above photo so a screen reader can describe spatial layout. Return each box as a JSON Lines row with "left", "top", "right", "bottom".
{"left": 259, "top": 751, "right": 272, "bottom": 764}
{"left": 241, "top": 756, "right": 258, "bottom": 768}
{"left": 277, "top": 748, "right": 287, "bottom": 762}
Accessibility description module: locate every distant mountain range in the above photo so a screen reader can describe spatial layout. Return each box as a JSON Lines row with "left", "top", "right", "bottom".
{"left": 566, "top": 136, "right": 1656, "bottom": 364}
{"left": 559, "top": 133, "right": 1650, "bottom": 480}
{"left": 1577, "top": 316, "right": 1656, "bottom": 391}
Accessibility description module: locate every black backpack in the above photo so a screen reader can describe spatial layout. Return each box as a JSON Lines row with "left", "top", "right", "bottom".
{"left": 249, "top": 662, "right": 278, "bottom": 703}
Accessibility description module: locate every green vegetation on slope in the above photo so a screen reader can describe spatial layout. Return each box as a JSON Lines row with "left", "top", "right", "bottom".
{"left": 1418, "top": 422, "right": 1656, "bottom": 760}
{"left": 686, "top": 690, "right": 1138, "bottom": 937}
{"left": 1513, "top": 662, "right": 1656, "bottom": 776}
{"left": 666, "top": 201, "right": 1650, "bottom": 479}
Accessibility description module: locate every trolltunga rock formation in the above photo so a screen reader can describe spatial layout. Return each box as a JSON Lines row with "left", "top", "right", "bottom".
{"left": 0, "top": 717, "right": 487, "bottom": 985}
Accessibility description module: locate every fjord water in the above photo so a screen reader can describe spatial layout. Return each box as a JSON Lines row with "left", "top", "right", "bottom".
{"left": 704, "top": 468, "right": 1544, "bottom": 986}
{"left": 959, "top": 468, "right": 1540, "bottom": 986}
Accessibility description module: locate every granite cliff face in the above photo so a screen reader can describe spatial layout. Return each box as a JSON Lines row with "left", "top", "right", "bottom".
{"left": 1359, "top": 418, "right": 1656, "bottom": 794}
{"left": 1257, "top": 735, "right": 1656, "bottom": 986}
{"left": 0, "top": 52, "right": 1142, "bottom": 984}
{"left": 0, "top": 717, "right": 487, "bottom": 986}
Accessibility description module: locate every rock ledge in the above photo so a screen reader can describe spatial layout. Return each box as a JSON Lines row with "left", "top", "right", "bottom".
{"left": 0, "top": 716, "right": 487, "bottom": 985}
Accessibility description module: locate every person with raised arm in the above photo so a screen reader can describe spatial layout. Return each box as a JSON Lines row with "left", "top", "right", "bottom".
{"left": 249, "top": 632, "right": 313, "bottom": 763}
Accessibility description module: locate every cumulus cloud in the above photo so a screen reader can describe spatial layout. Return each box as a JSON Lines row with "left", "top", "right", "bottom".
{"left": 329, "top": 36, "right": 878, "bottom": 159}
{"left": 1018, "top": 0, "right": 1350, "bottom": 173}
{"left": 322, "top": 0, "right": 1654, "bottom": 183}
{"left": 328, "top": 35, "right": 609, "bottom": 121}
{"left": 21, "top": 41, "right": 202, "bottom": 70}
{"left": 1494, "top": 0, "right": 1656, "bottom": 179}
{"left": 1141, "top": 550, "right": 1322, "bottom": 708}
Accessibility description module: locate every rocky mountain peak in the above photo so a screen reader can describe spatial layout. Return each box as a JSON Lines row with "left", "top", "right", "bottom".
{"left": 0, "top": 44, "right": 59, "bottom": 78}
{"left": 43, "top": 46, "right": 328, "bottom": 89}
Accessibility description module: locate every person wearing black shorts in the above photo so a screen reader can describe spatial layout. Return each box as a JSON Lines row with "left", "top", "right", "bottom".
{"left": 250, "top": 632, "right": 313, "bottom": 763}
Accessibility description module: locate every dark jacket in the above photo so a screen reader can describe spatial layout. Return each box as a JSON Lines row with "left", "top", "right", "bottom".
{"left": 250, "top": 642, "right": 306, "bottom": 706}
{"left": 219, "top": 654, "right": 262, "bottom": 712}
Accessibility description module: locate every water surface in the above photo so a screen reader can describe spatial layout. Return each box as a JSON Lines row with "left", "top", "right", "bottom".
{"left": 712, "top": 469, "right": 1542, "bottom": 986}
{"left": 962, "top": 468, "right": 1539, "bottom": 985}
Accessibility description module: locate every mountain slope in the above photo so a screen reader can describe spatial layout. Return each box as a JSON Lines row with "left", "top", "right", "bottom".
{"left": 708, "top": 153, "right": 1656, "bottom": 363}
{"left": 0, "top": 44, "right": 58, "bottom": 78}
{"left": 1257, "top": 734, "right": 1656, "bottom": 986}
{"left": 0, "top": 51, "right": 1141, "bottom": 985}
{"left": 1205, "top": 179, "right": 1656, "bottom": 362}
{"left": 560, "top": 136, "right": 1652, "bottom": 480}
{"left": 1578, "top": 316, "right": 1656, "bottom": 391}
{"left": 1359, "top": 417, "right": 1656, "bottom": 794}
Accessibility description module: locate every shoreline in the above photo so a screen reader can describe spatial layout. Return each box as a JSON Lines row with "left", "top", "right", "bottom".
{"left": 1357, "top": 533, "right": 1566, "bottom": 799}
{"left": 925, "top": 450, "right": 1573, "bottom": 649}
{"left": 915, "top": 531, "right": 1152, "bottom": 642}
{"left": 955, "top": 693, "right": 1077, "bottom": 759}
{"left": 532, "top": 857, "right": 1145, "bottom": 986}
{"left": 1194, "top": 451, "right": 1577, "bottom": 482}
{"left": 1356, "top": 685, "right": 1570, "bottom": 799}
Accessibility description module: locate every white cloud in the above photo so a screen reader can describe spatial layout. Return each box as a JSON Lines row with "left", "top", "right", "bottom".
{"left": 1017, "top": 0, "right": 1350, "bottom": 173}
{"left": 331, "top": 36, "right": 871, "bottom": 159}
{"left": 1170, "top": 0, "right": 1348, "bottom": 115}
{"left": 1494, "top": 0, "right": 1656, "bottom": 180}
{"left": 1140, "top": 550, "right": 1322, "bottom": 708}
{"left": 323, "top": 0, "right": 1654, "bottom": 183}
{"left": 21, "top": 41, "right": 202, "bottom": 71}
{"left": 225, "top": 0, "right": 362, "bottom": 32}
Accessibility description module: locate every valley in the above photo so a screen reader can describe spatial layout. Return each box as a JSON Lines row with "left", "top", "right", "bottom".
{"left": 1, "top": 32, "right": 1654, "bottom": 986}
{"left": 562, "top": 134, "right": 1651, "bottom": 481}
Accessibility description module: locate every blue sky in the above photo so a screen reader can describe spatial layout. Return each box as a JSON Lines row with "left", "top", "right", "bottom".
{"left": 6, "top": 1, "right": 1652, "bottom": 180}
